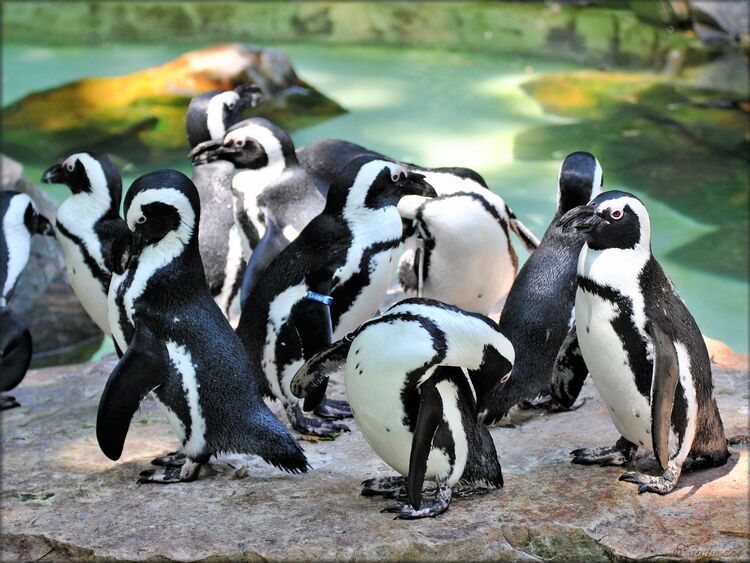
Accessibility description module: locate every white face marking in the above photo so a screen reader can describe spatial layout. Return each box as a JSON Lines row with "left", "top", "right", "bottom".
{"left": 2, "top": 194, "right": 34, "bottom": 300}
{"left": 555, "top": 156, "right": 604, "bottom": 209}
{"left": 226, "top": 122, "right": 286, "bottom": 189}
{"left": 166, "top": 341, "right": 207, "bottom": 457}
{"left": 206, "top": 91, "right": 240, "bottom": 141}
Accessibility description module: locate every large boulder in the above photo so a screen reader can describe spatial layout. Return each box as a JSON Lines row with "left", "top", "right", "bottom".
{"left": 1, "top": 154, "right": 103, "bottom": 366}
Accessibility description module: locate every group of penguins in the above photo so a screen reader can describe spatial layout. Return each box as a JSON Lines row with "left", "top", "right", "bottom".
{"left": 0, "top": 83, "right": 730, "bottom": 519}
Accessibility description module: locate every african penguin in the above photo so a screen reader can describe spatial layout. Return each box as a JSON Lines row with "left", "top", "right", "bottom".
{"left": 554, "top": 190, "right": 729, "bottom": 494}
{"left": 190, "top": 118, "right": 327, "bottom": 304}
{"left": 483, "top": 152, "right": 603, "bottom": 424}
{"left": 185, "top": 84, "right": 263, "bottom": 315}
{"left": 42, "top": 152, "right": 129, "bottom": 339}
{"left": 98, "top": 169, "right": 308, "bottom": 483}
{"left": 292, "top": 298, "right": 513, "bottom": 519}
{"left": 235, "top": 156, "right": 436, "bottom": 438}
{"left": 0, "top": 192, "right": 53, "bottom": 409}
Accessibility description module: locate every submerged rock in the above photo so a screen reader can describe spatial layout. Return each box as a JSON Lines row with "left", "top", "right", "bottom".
{"left": 2, "top": 44, "right": 344, "bottom": 167}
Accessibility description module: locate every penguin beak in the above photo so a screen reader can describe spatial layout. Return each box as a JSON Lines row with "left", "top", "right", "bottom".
{"left": 33, "top": 214, "right": 54, "bottom": 236}
{"left": 398, "top": 172, "right": 437, "bottom": 198}
{"left": 557, "top": 203, "right": 604, "bottom": 234}
{"left": 41, "top": 163, "right": 65, "bottom": 185}
{"left": 121, "top": 231, "right": 147, "bottom": 272}
{"left": 187, "top": 139, "right": 223, "bottom": 164}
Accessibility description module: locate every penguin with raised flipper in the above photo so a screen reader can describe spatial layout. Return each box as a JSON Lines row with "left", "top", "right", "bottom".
{"left": 185, "top": 85, "right": 263, "bottom": 314}
{"left": 554, "top": 190, "right": 729, "bottom": 494}
{"left": 483, "top": 152, "right": 603, "bottom": 423}
{"left": 236, "top": 156, "right": 436, "bottom": 438}
{"left": 98, "top": 169, "right": 308, "bottom": 483}
{"left": 42, "top": 152, "right": 129, "bottom": 340}
{"left": 292, "top": 298, "right": 514, "bottom": 519}
{"left": 190, "top": 118, "right": 327, "bottom": 304}
{"left": 0, "top": 192, "right": 53, "bottom": 409}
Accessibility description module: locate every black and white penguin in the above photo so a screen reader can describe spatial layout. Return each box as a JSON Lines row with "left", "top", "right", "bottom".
{"left": 191, "top": 118, "right": 327, "bottom": 304}
{"left": 42, "top": 152, "right": 129, "bottom": 339}
{"left": 235, "top": 156, "right": 436, "bottom": 438}
{"left": 185, "top": 85, "right": 263, "bottom": 314}
{"left": 554, "top": 190, "right": 729, "bottom": 494}
{"left": 0, "top": 192, "right": 53, "bottom": 409}
{"left": 291, "top": 298, "right": 514, "bottom": 519}
{"left": 483, "top": 152, "right": 603, "bottom": 423}
{"left": 98, "top": 169, "right": 308, "bottom": 483}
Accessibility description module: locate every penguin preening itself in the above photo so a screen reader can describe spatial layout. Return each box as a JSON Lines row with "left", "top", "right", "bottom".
{"left": 292, "top": 298, "right": 514, "bottom": 519}
{"left": 186, "top": 85, "right": 263, "bottom": 315}
{"left": 0, "top": 192, "right": 53, "bottom": 409}
{"left": 190, "top": 118, "right": 327, "bottom": 305}
{"left": 42, "top": 152, "right": 129, "bottom": 341}
{"left": 235, "top": 156, "right": 436, "bottom": 438}
{"left": 554, "top": 190, "right": 729, "bottom": 494}
{"left": 98, "top": 169, "right": 308, "bottom": 483}
{"left": 483, "top": 152, "right": 603, "bottom": 424}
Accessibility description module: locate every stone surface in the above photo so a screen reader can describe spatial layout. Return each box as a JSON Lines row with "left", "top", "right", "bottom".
{"left": 1, "top": 355, "right": 747, "bottom": 561}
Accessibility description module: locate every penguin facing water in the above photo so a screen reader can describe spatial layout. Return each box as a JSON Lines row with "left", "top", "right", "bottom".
{"left": 292, "top": 298, "right": 514, "bottom": 519}
{"left": 483, "top": 151, "right": 603, "bottom": 424}
{"left": 554, "top": 190, "right": 729, "bottom": 494}
{"left": 42, "top": 152, "right": 128, "bottom": 340}
{"left": 0, "top": 192, "right": 53, "bottom": 409}
{"left": 236, "top": 156, "right": 436, "bottom": 438}
{"left": 98, "top": 169, "right": 307, "bottom": 483}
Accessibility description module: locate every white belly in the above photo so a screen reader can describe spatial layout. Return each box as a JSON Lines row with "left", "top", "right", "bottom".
{"left": 58, "top": 232, "right": 110, "bottom": 334}
{"left": 576, "top": 289, "right": 652, "bottom": 450}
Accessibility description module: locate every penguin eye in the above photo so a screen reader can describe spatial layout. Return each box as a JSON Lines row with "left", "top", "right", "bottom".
{"left": 66, "top": 162, "right": 75, "bottom": 172}
{"left": 136, "top": 216, "right": 147, "bottom": 225}
{"left": 611, "top": 209, "right": 623, "bottom": 220}
{"left": 234, "top": 138, "right": 245, "bottom": 148}
{"left": 226, "top": 101, "right": 236, "bottom": 110}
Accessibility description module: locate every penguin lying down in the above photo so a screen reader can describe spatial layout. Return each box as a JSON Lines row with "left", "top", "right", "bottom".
{"left": 292, "top": 298, "right": 514, "bottom": 519}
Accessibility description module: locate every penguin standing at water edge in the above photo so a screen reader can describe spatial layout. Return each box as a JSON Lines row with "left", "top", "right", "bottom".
{"left": 0, "top": 192, "right": 53, "bottom": 409}
{"left": 42, "top": 152, "right": 129, "bottom": 342}
{"left": 98, "top": 169, "right": 308, "bottom": 483}
{"left": 236, "top": 156, "right": 436, "bottom": 437}
{"left": 292, "top": 298, "right": 514, "bottom": 519}
{"left": 185, "top": 85, "right": 263, "bottom": 314}
{"left": 554, "top": 190, "right": 729, "bottom": 494}
{"left": 483, "top": 151, "right": 603, "bottom": 423}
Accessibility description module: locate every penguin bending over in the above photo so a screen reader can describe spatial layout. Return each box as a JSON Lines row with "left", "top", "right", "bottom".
{"left": 292, "top": 298, "right": 514, "bottom": 519}
{"left": 483, "top": 152, "right": 603, "bottom": 424}
{"left": 0, "top": 192, "right": 53, "bottom": 409}
{"left": 190, "top": 118, "right": 327, "bottom": 304}
{"left": 236, "top": 156, "right": 436, "bottom": 438}
{"left": 185, "top": 85, "right": 263, "bottom": 315}
{"left": 42, "top": 152, "right": 128, "bottom": 340}
{"left": 99, "top": 169, "right": 308, "bottom": 483}
{"left": 554, "top": 190, "right": 729, "bottom": 494}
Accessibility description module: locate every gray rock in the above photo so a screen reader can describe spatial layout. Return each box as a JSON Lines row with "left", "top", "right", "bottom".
{"left": 1, "top": 356, "right": 747, "bottom": 561}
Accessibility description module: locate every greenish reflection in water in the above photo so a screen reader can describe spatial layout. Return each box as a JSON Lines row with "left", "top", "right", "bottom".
{"left": 3, "top": 42, "right": 747, "bottom": 353}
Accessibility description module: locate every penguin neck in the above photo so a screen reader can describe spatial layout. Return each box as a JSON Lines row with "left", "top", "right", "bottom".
{"left": 578, "top": 243, "right": 650, "bottom": 293}
{"left": 59, "top": 185, "right": 113, "bottom": 222}
{"left": 232, "top": 161, "right": 286, "bottom": 195}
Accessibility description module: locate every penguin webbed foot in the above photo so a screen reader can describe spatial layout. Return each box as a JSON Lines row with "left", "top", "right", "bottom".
{"left": 150, "top": 450, "right": 187, "bottom": 467}
{"left": 138, "top": 457, "right": 204, "bottom": 484}
{"left": 361, "top": 475, "right": 407, "bottom": 499}
{"left": 381, "top": 484, "right": 452, "bottom": 520}
{"left": 288, "top": 403, "right": 349, "bottom": 440}
{"left": 619, "top": 465, "right": 679, "bottom": 495}
{"left": 314, "top": 398, "right": 353, "bottom": 420}
{"left": 0, "top": 394, "right": 21, "bottom": 410}
{"left": 571, "top": 437, "right": 636, "bottom": 466}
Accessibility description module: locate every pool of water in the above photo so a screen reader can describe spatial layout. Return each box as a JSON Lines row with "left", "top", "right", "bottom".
{"left": 3, "top": 42, "right": 747, "bottom": 353}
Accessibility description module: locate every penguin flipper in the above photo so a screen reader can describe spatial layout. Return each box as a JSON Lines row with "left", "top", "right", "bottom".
{"left": 97, "top": 324, "right": 167, "bottom": 461}
{"left": 408, "top": 379, "right": 444, "bottom": 510}
{"left": 550, "top": 323, "right": 589, "bottom": 408}
{"left": 239, "top": 212, "right": 289, "bottom": 306}
{"left": 505, "top": 203, "right": 540, "bottom": 253}
{"left": 0, "top": 308, "right": 33, "bottom": 394}
{"left": 648, "top": 322, "right": 680, "bottom": 471}
{"left": 291, "top": 337, "right": 352, "bottom": 402}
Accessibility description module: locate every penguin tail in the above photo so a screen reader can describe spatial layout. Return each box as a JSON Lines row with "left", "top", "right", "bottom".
{"left": 0, "top": 308, "right": 33, "bottom": 393}
{"left": 461, "top": 423, "right": 504, "bottom": 489}
{"left": 505, "top": 203, "right": 540, "bottom": 254}
{"left": 246, "top": 407, "right": 310, "bottom": 474}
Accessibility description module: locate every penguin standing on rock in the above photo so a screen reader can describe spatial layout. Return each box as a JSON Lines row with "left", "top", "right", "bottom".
{"left": 190, "top": 118, "right": 327, "bottom": 304}
{"left": 185, "top": 85, "right": 263, "bottom": 314}
{"left": 236, "top": 156, "right": 436, "bottom": 438}
{"left": 99, "top": 169, "right": 308, "bottom": 483}
{"left": 554, "top": 190, "right": 729, "bottom": 494}
{"left": 42, "top": 152, "right": 128, "bottom": 341}
{"left": 483, "top": 152, "right": 603, "bottom": 424}
{"left": 0, "top": 192, "right": 53, "bottom": 409}
{"left": 292, "top": 298, "right": 514, "bottom": 519}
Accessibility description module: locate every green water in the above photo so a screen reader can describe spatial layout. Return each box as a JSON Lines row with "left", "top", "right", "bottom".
{"left": 2, "top": 42, "right": 747, "bottom": 353}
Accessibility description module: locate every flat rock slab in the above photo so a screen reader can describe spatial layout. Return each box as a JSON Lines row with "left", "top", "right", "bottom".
{"left": 1, "top": 358, "right": 748, "bottom": 561}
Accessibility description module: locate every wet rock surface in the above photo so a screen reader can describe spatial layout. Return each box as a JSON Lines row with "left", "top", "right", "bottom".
{"left": 1, "top": 356, "right": 747, "bottom": 561}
